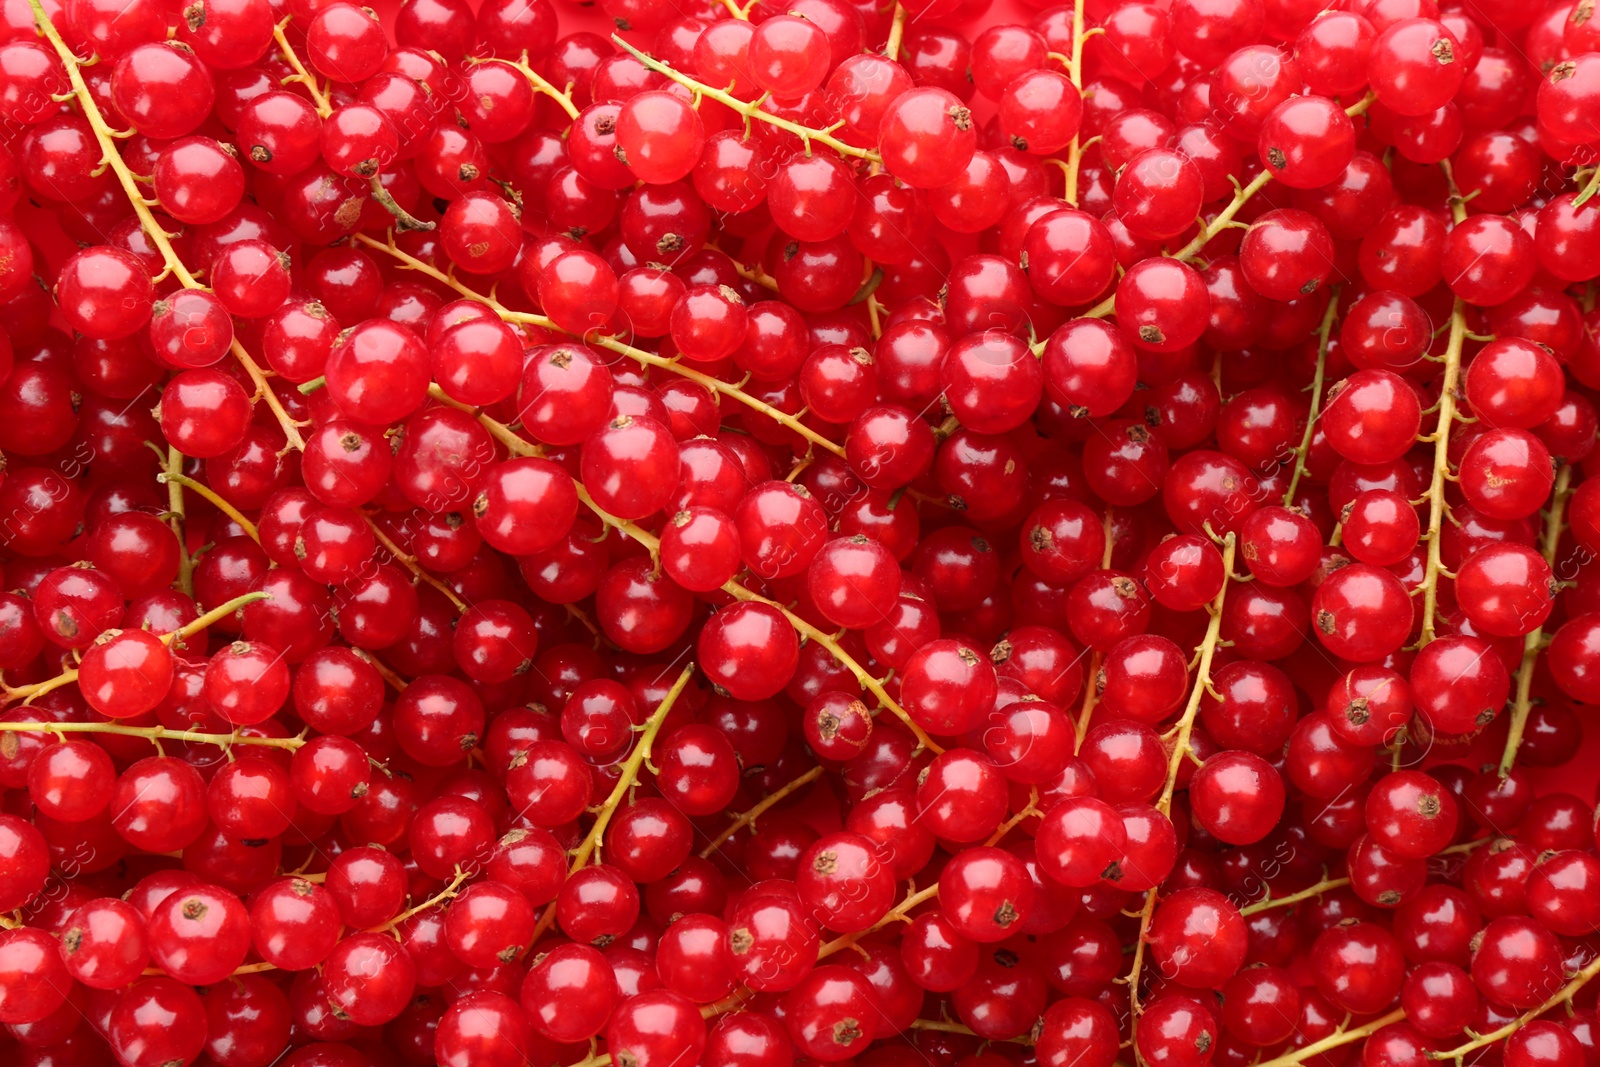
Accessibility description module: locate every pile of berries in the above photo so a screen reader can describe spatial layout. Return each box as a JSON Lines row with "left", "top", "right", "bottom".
{"left": 6, "top": 0, "right": 1600, "bottom": 1063}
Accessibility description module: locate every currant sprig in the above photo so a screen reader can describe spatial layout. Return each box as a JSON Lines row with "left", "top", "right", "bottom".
{"left": 609, "top": 35, "right": 879, "bottom": 164}
{"left": 1124, "top": 532, "right": 1238, "bottom": 1020}
{"left": 352, "top": 232, "right": 847, "bottom": 458}
{"left": 526, "top": 663, "right": 696, "bottom": 947}
{"left": 27, "top": 0, "right": 307, "bottom": 453}
{"left": 0, "top": 590, "right": 272, "bottom": 710}
{"left": 455, "top": 395, "right": 943, "bottom": 753}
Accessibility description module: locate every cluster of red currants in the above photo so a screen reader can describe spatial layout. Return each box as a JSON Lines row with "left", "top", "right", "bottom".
{"left": 3, "top": 0, "right": 1600, "bottom": 1064}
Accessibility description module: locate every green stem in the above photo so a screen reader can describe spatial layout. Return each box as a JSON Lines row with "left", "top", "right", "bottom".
{"left": 1283, "top": 291, "right": 1339, "bottom": 506}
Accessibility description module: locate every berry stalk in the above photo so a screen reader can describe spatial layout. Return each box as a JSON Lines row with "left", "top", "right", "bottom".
{"left": 364, "top": 513, "right": 469, "bottom": 614}
{"left": 1429, "top": 953, "right": 1600, "bottom": 1060}
{"left": 699, "top": 765, "right": 825, "bottom": 857}
{"left": 1238, "top": 837, "right": 1493, "bottom": 916}
{"left": 1415, "top": 297, "right": 1468, "bottom": 648}
{"left": 1073, "top": 507, "right": 1119, "bottom": 749}
{"left": 272, "top": 17, "right": 332, "bottom": 117}
{"left": 1282, "top": 290, "right": 1340, "bottom": 506}
{"left": 374, "top": 868, "right": 473, "bottom": 933}
{"left": 884, "top": 4, "right": 907, "bottom": 59}
{"left": 162, "top": 444, "right": 194, "bottom": 597}
{"left": 1057, "top": 0, "right": 1091, "bottom": 206}
{"left": 158, "top": 470, "right": 260, "bottom": 543}
{"left": 1497, "top": 462, "right": 1574, "bottom": 776}
{"left": 1238, "top": 874, "right": 1353, "bottom": 916}
{"left": 475, "top": 54, "right": 582, "bottom": 121}
{"left": 0, "top": 718, "right": 304, "bottom": 750}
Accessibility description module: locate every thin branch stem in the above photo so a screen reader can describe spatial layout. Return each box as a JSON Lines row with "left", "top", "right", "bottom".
{"left": 1072, "top": 171, "right": 1277, "bottom": 323}
{"left": 716, "top": 574, "right": 943, "bottom": 753}
{"left": 0, "top": 718, "right": 305, "bottom": 749}
{"left": 1284, "top": 290, "right": 1339, "bottom": 506}
{"left": 398, "top": 399, "right": 932, "bottom": 756}
{"left": 817, "top": 883, "right": 939, "bottom": 961}
{"left": 610, "top": 35, "right": 881, "bottom": 163}
{"left": 0, "top": 588, "right": 272, "bottom": 713}
{"left": 1239, "top": 875, "right": 1351, "bottom": 916}
{"left": 1074, "top": 98, "right": 1365, "bottom": 321}
{"left": 368, "top": 175, "right": 435, "bottom": 232}
{"left": 1248, "top": 1011, "right": 1408, "bottom": 1067}
{"left": 1156, "top": 533, "right": 1237, "bottom": 815}
{"left": 159, "top": 471, "right": 259, "bottom": 542}
{"left": 364, "top": 515, "right": 468, "bottom": 613}
{"left": 1, "top": 590, "right": 271, "bottom": 707}
{"left": 1167, "top": 170, "right": 1276, "bottom": 263}
{"left": 984, "top": 790, "right": 1039, "bottom": 847}
{"left": 884, "top": 3, "right": 907, "bottom": 60}
{"left": 1498, "top": 463, "right": 1572, "bottom": 777}
{"left": 375, "top": 868, "right": 470, "bottom": 932}
{"left": 145, "top": 960, "right": 280, "bottom": 978}
{"left": 489, "top": 54, "right": 580, "bottom": 121}
{"left": 1059, "top": 0, "right": 1088, "bottom": 206}
{"left": 700, "top": 765, "right": 824, "bottom": 857}
{"left": 163, "top": 446, "right": 193, "bottom": 597}
{"left": 1417, "top": 298, "right": 1468, "bottom": 648}
{"left": 1427, "top": 954, "right": 1600, "bottom": 1060}
{"left": 1223, "top": 948, "right": 1600, "bottom": 1067}
{"left": 1073, "top": 508, "right": 1118, "bottom": 750}
{"left": 353, "top": 647, "right": 410, "bottom": 692}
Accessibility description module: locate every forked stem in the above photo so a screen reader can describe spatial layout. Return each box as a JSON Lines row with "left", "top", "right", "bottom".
{"left": 273, "top": 19, "right": 332, "bottom": 117}
{"left": 159, "top": 471, "right": 259, "bottom": 542}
